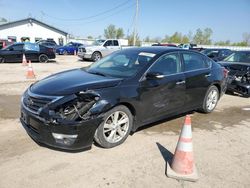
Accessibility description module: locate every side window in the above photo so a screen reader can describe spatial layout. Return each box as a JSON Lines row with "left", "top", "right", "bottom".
{"left": 12, "top": 44, "right": 23, "bottom": 51}
{"left": 183, "top": 53, "right": 209, "bottom": 71}
{"left": 104, "top": 40, "right": 113, "bottom": 46}
{"left": 149, "top": 53, "right": 181, "bottom": 75}
{"left": 113, "top": 40, "right": 119, "bottom": 46}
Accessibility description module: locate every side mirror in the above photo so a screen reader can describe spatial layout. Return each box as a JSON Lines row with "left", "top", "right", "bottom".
{"left": 146, "top": 72, "right": 165, "bottom": 80}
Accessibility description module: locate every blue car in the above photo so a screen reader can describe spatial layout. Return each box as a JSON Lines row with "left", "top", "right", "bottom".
{"left": 56, "top": 42, "right": 83, "bottom": 55}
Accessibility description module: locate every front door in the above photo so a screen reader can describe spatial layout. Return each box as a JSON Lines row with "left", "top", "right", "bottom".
{"left": 3, "top": 44, "right": 24, "bottom": 62}
{"left": 138, "top": 52, "right": 186, "bottom": 123}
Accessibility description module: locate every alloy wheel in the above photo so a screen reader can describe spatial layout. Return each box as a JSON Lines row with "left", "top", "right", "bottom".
{"left": 103, "top": 111, "right": 130, "bottom": 143}
{"left": 206, "top": 89, "right": 218, "bottom": 111}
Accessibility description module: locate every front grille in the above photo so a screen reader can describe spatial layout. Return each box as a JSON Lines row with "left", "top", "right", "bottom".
{"left": 23, "top": 91, "right": 56, "bottom": 113}
{"left": 78, "top": 48, "right": 86, "bottom": 53}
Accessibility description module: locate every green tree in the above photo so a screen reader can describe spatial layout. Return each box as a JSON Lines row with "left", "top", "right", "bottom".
{"left": 104, "top": 25, "right": 125, "bottom": 39}
{"left": 214, "top": 40, "right": 231, "bottom": 46}
{"left": 182, "top": 35, "right": 189, "bottom": 43}
{"left": 104, "top": 24, "right": 117, "bottom": 38}
{"left": 144, "top": 36, "right": 151, "bottom": 42}
{"left": 231, "top": 41, "right": 248, "bottom": 46}
{"left": 116, "top": 28, "right": 124, "bottom": 39}
{"left": 193, "top": 28, "right": 213, "bottom": 45}
{"left": 169, "top": 32, "right": 182, "bottom": 43}
{"left": 161, "top": 35, "right": 170, "bottom": 43}
{"left": 128, "top": 32, "right": 140, "bottom": 46}
{"left": 193, "top": 28, "right": 203, "bottom": 44}
{"left": 87, "top": 36, "right": 93, "bottom": 39}
{"left": 242, "top": 32, "right": 250, "bottom": 46}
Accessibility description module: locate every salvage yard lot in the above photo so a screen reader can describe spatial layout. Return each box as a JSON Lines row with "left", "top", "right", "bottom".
{"left": 0, "top": 56, "right": 250, "bottom": 188}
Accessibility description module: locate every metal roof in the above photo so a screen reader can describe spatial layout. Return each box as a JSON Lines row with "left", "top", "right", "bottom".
{"left": 0, "top": 18, "right": 68, "bottom": 36}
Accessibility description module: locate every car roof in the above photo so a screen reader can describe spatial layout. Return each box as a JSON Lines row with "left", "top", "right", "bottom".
{"left": 204, "top": 48, "right": 230, "bottom": 51}
{"left": 122, "top": 46, "right": 187, "bottom": 54}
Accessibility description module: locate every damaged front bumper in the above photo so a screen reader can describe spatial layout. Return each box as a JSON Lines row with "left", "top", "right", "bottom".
{"left": 20, "top": 89, "right": 105, "bottom": 151}
{"left": 227, "top": 71, "right": 250, "bottom": 97}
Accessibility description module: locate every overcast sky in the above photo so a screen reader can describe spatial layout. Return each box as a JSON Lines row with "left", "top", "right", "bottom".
{"left": 0, "top": 0, "right": 250, "bottom": 42}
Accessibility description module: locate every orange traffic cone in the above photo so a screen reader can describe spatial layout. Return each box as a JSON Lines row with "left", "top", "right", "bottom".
{"left": 22, "top": 54, "right": 27, "bottom": 66}
{"left": 26, "top": 60, "right": 36, "bottom": 79}
{"left": 166, "top": 115, "right": 199, "bottom": 182}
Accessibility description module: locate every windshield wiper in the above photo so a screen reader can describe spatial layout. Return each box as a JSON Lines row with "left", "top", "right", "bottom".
{"left": 88, "top": 71, "right": 107, "bottom": 77}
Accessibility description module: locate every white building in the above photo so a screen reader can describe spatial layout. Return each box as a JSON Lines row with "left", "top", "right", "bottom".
{"left": 0, "top": 18, "right": 68, "bottom": 45}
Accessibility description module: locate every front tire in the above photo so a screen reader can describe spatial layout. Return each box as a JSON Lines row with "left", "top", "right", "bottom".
{"left": 0, "top": 56, "right": 5, "bottom": 63}
{"left": 63, "top": 50, "right": 68, "bottom": 55}
{"left": 94, "top": 105, "right": 133, "bottom": 148}
{"left": 200, "top": 85, "right": 219, "bottom": 113}
{"left": 39, "top": 54, "right": 49, "bottom": 63}
{"left": 91, "top": 52, "right": 102, "bottom": 62}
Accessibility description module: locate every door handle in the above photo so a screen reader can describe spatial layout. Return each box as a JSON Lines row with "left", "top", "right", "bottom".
{"left": 205, "top": 73, "right": 211, "bottom": 77}
{"left": 176, "top": 80, "right": 186, "bottom": 85}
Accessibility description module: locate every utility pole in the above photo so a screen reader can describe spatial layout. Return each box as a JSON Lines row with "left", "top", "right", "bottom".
{"left": 133, "top": 0, "right": 139, "bottom": 46}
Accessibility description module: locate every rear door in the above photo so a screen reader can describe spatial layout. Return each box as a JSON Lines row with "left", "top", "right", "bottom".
{"left": 138, "top": 52, "right": 186, "bottom": 123}
{"left": 181, "top": 52, "right": 212, "bottom": 109}
{"left": 24, "top": 43, "right": 40, "bottom": 61}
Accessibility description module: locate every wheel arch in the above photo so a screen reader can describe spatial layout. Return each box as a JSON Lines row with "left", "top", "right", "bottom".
{"left": 212, "top": 83, "right": 221, "bottom": 97}
{"left": 92, "top": 51, "right": 102, "bottom": 57}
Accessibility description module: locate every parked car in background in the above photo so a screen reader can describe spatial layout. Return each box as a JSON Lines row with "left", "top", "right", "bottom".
{"left": 78, "top": 39, "right": 122, "bottom": 61}
{"left": 37, "top": 39, "right": 61, "bottom": 50}
{"left": 0, "top": 42, "right": 55, "bottom": 63}
{"left": 179, "top": 43, "right": 204, "bottom": 51}
{"left": 56, "top": 42, "right": 83, "bottom": 55}
{"left": 201, "top": 48, "right": 232, "bottom": 61}
{"left": 218, "top": 51, "right": 250, "bottom": 97}
{"left": 20, "top": 47, "right": 228, "bottom": 151}
{"left": 152, "top": 43, "right": 177, "bottom": 47}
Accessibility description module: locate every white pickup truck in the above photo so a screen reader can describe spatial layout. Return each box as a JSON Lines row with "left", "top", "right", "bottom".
{"left": 78, "top": 39, "right": 127, "bottom": 62}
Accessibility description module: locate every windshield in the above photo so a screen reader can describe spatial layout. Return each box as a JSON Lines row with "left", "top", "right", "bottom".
{"left": 86, "top": 50, "right": 156, "bottom": 78}
{"left": 65, "top": 42, "right": 74, "bottom": 46}
{"left": 224, "top": 51, "right": 250, "bottom": 63}
{"left": 1, "top": 44, "right": 12, "bottom": 50}
{"left": 92, "top": 39, "right": 105, "bottom": 46}
{"left": 201, "top": 49, "right": 215, "bottom": 55}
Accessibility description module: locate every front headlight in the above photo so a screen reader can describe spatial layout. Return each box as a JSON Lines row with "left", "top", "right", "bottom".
{"left": 86, "top": 48, "right": 93, "bottom": 53}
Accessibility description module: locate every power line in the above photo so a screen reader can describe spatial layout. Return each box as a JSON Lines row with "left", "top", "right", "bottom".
{"left": 50, "top": 3, "right": 135, "bottom": 27}
{"left": 42, "top": 0, "right": 131, "bottom": 21}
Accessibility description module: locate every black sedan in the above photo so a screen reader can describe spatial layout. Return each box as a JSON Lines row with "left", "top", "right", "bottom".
{"left": 218, "top": 51, "right": 250, "bottom": 97}
{"left": 20, "top": 47, "right": 228, "bottom": 150}
{"left": 0, "top": 42, "right": 56, "bottom": 63}
{"left": 201, "top": 48, "right": 232, "bottom": 61}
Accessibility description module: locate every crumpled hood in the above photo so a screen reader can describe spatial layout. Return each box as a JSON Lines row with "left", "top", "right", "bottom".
{"left": 218, "top": 61, "right": 250, "bottom": 67}
{"left": 218, "top": 61, "right": 250, "bottom": 71}
{"left": 30, "top": 68, "right": 122, "bottom": 96}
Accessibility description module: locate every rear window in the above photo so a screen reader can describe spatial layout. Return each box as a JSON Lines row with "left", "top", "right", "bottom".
{"left": 24, "top": 43, "right": 40, "bottom": 51}
{"left": 183, "top": 53, "right": 210, "bottom": 71}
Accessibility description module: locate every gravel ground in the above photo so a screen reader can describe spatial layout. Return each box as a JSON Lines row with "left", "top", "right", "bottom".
{"left": 0, "top": 55, "right": 250, "bottom": 188}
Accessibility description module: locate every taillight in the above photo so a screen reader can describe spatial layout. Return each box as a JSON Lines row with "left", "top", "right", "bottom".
{"left": 47, "top": 48, "right": 54, "bottom": 53}
{"left": 223, "top": 68, "right": 229, "bottom": 78}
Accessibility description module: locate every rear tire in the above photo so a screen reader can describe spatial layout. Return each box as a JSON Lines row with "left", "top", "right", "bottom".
{"left": 39, "top": 54, "right": 49, "bottom": 63}
{"left": 94, "top": 105, "right": 133, "bottom": 148}
{"left": 199, "top": 85, "right": 219, "bottom": 113}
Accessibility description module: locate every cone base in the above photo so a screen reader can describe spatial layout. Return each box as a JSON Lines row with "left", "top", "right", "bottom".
{"left": 26, "top": 75, "right": 36, "bottom": 79}
{"left": 166, "top": 162, "right": 199, "bottom": 182}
